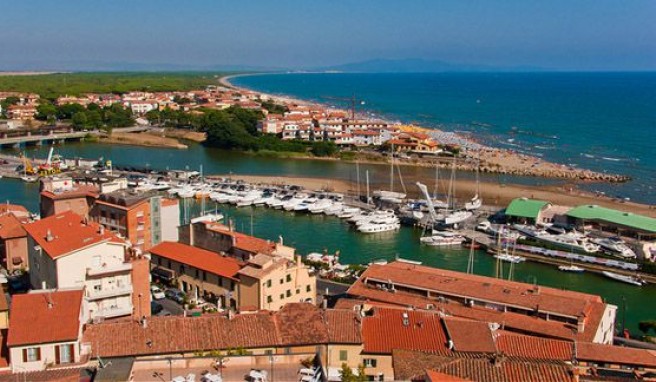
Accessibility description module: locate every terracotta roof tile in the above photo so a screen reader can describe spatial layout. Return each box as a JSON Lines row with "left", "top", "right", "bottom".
{"left": 23, "top": 211, "right": 124, "bottom": 259}
{"left": 275, "top": 303, "right": 329, "bottom": 346}
{"left": 323, "top": 309, "right": 362, "bottom": 344}
{"left": 149, "top": 242, "right": 243, "bottom": 280}
{"left": 205, "top": 223, "right": 276, "bottom": 255}
{"left": 443, "top": 318, "right": 497, "bottom": 353}
{"left": 576, "top": 342, "right": 656, "bottom": 368}
{"left": 496, "top": 332, "right": 573, "bottom": 361}
{"left": 8, "top": 289, "right": 83, "bottom": 346}
{"left": 362, "top": 308, "right": 449, "bottom": 354}
{"left": 392, "top": 349, "right": 574, "bottom": 382}
{"left": 0, "top": 213, "right": 26, "bottom": 239}
{"left": 0, "top": 368, "right": 89, "bottom": 382}
{"left": 425, "top": 369, "right": 471, "bottom": 381}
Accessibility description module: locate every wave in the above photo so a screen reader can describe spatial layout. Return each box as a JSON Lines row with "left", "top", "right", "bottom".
{"left": 601, "top": 157, "right": 623, "bottom": 162}
{"left": 582, "top": 153, "right": 595, "bottom": 159}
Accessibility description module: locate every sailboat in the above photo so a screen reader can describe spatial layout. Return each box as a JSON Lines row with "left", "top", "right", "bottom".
{"left": 373, "top": 144, "right": 406, "bottom": 203}
{"left": 438, "top": 156, "right": 472, "bottom": 227}
{"left": 465, "top": 151, "right": 482, "bottom": 211}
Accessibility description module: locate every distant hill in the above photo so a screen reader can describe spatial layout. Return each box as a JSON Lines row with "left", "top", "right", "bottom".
{"left": 318, "top": 58, "right": 544, "bottom": 73}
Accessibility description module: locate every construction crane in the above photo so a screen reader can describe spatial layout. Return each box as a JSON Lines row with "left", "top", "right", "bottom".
{"left": 322, "top": 94, "right": 365, "bottom": 119}
{"left": 18, "top": 152, "right": 36, "bottom": 175}
{"left": 37, "top": 147, "right": 59, "bottom": 176}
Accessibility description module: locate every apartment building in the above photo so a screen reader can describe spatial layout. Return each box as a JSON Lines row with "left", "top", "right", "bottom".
{"left": 6, "top": 104, "right": 37, "bottom": 120}
{"left": 91, "top": 189, "right": 179, "bottom": 253}
{"left": 0, "top": 213, "right": 28, "bottom": 272}
{"left": 148, "top": 241, "right": 242, "bottom": 310}
{"left": 7, "top": 289, "right": 87, "bottom": 372}
{"left": 39, "top": 181, "right": 99, "bottom": 219}
{"left": 237, "top": 254, "right": 316, "bottom": 311}
{"left": 347, "top": 261, "right": 617, "bottom": 344}
{"left": 23, "top": 211, "right": 150, "bottom": 320}
{"left": 179, "top": 221, "right": 295, "bottom": 262}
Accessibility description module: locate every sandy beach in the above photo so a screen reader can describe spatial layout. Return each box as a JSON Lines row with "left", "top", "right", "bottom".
{"left": 208, "top": 174, "right": 656, "bottom": 218}
{"left": 219, "top": 74, "right": 629, "bottom": 184}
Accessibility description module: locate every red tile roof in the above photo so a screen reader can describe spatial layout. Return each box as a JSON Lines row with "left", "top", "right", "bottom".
{"left": 0, "top": 204, "right": 29, "bottom": 216}
{"left": 83, "top": 303, "right": 359, "bottom": 358}
{"left": 22, "top": 211, "right": 124, "bottom": 259}
{"left": 0, "top": 368, "right": 88, "bottom": 382}
{"left": 0, "top": 213, "right": 26, "bottom": 239}
{"left": 149, "top": 242, "right": 243, "bottom": 280}
{"left": 205, "top": 223, "right": 276, "bottom": 254}
{"left": 362, "top": 308, "right": 449, "bottom": 354}
{"left": 40, "top": 184, "right": 99, "bottom": 201}
{"left": 356, "top": 262, "right": 599, "bottom": 319}
{"left": 324, "top": 309, "right": 362, "bottom": 344}
{"left": 442, "top": 318, "right": 496, "bottom": 353}
{"left": 576, "top": 342, "right": 656, "bottom": 368}
{"left": 495, "top": 332, "right": 573, "bottom": 361}
{"left": 392, "top": 350, "right": 573, "bottom": 382}
{"left": 425, "top": 369, "right": 470, "bottom": 381}
{"left": 8, "top": 289, "right": 83, "bottom": 346}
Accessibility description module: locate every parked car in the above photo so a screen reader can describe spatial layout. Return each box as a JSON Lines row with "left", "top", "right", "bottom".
{"left": 151, "top": 285, "right": 166, "bottom": 300}
{"left": 151, "top": 301, "right": 164, "bottom": 315}
{"left": 165, "top": 288, "right": 186, "bottom": 304}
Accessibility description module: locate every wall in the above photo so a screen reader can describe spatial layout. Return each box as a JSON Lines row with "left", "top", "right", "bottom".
{"left": 131, "top": 256, "right": 152, "bottom": 319}
{"left": 326, "top": 344, "right": 363, "bottom": 370}
{"left": 10, "top": 341, "right": 80, "bottom": 372}
{"left": 259, "top": 259, "right": 316, "bottom": 311}
{"left": 237, "top": 275, "right": 260, "bottom": 310}
{"left": 28, "top": 236, "right": 58, "bottom": 290}
{"left": 3, "top": 236, "right": 28, "bottom": 272}
{"left": 158, "top": 199, "right": 180, "bottom": 244}
{"left": 40, "top": 196, "right": 91, "bottom": 219}
{"left": 361, "top": 354, "right": 393, "bottom": 382}
{"left": 593, "top": 304, "right": 618, "bottom": 344}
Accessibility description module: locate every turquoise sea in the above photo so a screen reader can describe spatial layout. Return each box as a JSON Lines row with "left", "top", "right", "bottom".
{"left": 233, "top": 72, "right": 656, "bottom": 204}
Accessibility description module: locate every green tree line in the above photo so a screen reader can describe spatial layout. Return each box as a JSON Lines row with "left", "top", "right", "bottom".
{"left": 36, "top": 102, "right": 134, "bottom": 130}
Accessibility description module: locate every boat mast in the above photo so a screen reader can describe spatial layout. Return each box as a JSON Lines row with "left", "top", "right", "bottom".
{"left": 356, "top": 161, "right": 361, "bottom": 200}
{"left": 467, "top": 243, "right": 475, "bottom": 274}
{"left": 390, "top": 144, "right": 394, "bottom": 192}
{"left": 366, "top": 170, "right": 371, "bottom": 206}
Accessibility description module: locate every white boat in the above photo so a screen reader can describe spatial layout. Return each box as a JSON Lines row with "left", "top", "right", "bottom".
{"left": 558, "top": 264, "right": 585, "bottom": 273}
{"left": 592, "top": 237, "right": 636, "bottom": 258}
{"left": 308, "top": 200, "right": 332, "bottom": 214}
{"left": 357, "top": 222, "right": 400, "bottom": 233}
{"left": 356, "top": 216, "right": 398, "bottom": 227}
{"left": 190, "top": 213, "right": 224, "bottom": 224}
{"left": 282, "top": 196, "right": 305, "bottom": 211}
{"left": 441, "top": 210, "right": 473, "bottom": 226}
{"left": 177, "top": 187, "right": 197, "bottom": 198}
{"left": 536, "top": 233, "right": 600, "bottom": 253}
{"left": 494, "top": 253, "right": 526, "bottom": 264}
{"left": 337, "top": 208, "right": 361, "bottom": 219}
{"left": 602, "top": 271, "right": 645, "bottom": 286}
{"left": 324, "top": 203, "right": 344, "bottom": 216}
{"left": 464, "top": 195, "right": 482, "bottom": 211}
{"left": 293, "top": 198, "right": 317, "bottom": 212}
{"left": 21, "top": 176, "right": 38, "bottom": 183}
{"left": 420, "top": 230, "right": 465, "bottom": 246}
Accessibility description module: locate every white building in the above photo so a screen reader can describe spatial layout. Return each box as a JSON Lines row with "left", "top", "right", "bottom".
{"left": 24, "top": 211, "right": 150, "bottom": 321}
{"left": 7, "top": 289, "right": 87, "bottom": 372}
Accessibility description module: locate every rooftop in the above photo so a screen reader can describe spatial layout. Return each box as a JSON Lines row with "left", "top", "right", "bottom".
{"left": 7, "top": 289, "right": 83, "bottom": 347}
{"left": 505, "top": 198, "right": 551, "bottom": 219}
{"left": 567, "top": 204, "right": 656, "bottom": 234}
{"left": 0, "top": 213, "right": 26, "bottom": 239}
{"left": 205, "top": 223, "right": 276, "bottom": 254}
{"left": 40, "top": 184, "right": 99, "bottom": 201}
{"left": 96, "top": 189, "right": 155, "bottom": 208}
{"left": 149, "top": 242, "right": 243, "bottom": 281}
{"left": 352, "top": 262, "right": 600, "bottom": 319}
{"left": 23, "top": 211, "right": 125, "bottom": 259}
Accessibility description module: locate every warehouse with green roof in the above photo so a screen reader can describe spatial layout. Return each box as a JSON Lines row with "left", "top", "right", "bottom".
{"left": 504, "top": 198, "right": 552, "bottom": 224}
{"left": 566, "top": 204, "right": 656, "bottom": 239}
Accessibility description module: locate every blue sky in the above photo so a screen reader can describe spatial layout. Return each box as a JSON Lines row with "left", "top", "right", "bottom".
{"left": 1, "top": 0, "right": 654, "bottom": 71}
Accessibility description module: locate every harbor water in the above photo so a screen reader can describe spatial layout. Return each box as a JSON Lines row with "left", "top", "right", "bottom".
{"left": 0, "top": 141, "right": 654, "bottom": 335}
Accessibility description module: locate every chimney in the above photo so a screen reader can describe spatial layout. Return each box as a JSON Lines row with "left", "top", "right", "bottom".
{"left": 577, "top": 318, "right": 585, "bottom": 333}
{"left": 402, "top": 312, "right": 409, "bottom": 327}
{"left": 492, "top": 353, "right": 505, "bottom": 367}
{"left": 141, "top": 316, "right": 148, "bottom": 329}
{"left": 45, "top": 229, "right": 54, "bottom": 242}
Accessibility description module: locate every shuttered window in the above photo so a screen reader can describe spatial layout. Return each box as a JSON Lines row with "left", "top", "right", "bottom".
{"left": 23, "top": 347, "right": 41, "bottom": 362}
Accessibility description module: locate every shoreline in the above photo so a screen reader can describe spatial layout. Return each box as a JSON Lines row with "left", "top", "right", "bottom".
{"left": 207, "top": 173, "right": 656, "bottom": 218}
{"left": 219, "top": 73, "right": 630, "bottom": 184}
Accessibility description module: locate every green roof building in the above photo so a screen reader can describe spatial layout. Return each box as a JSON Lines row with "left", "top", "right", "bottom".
{"left": 505, "top": 198, "right": 551, "bottom": 224}
{"left": 566, "top": 205, "right": 656, "bottom": 237}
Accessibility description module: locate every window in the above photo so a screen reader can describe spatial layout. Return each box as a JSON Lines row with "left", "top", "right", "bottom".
{"left": 280, "top": 279, "right": 284, "bottom": 285}
{"left": 196, "top": 269, "right": 200, "bottom": 278}
{"left": 286, "top": 274, "right": 292, "bottom": 282}
{"left": 286, "top": 290, "right": 291, "bottom": 297}
{"left": 23, "top": 347, "right": 41, "bottom": 362}
{"left": 363, "top": 359, "right": 377, "bottom": 368}
{"left": 306, "top": 285, "right": 312, "bottom": 292}
{"left": 296, "top": 289, "right": 300, "bottom": 295}
{"left": 56, "top": 344, "right": 74, "bottom": 364}
{"left": 267, "top": 296, "right": 273, "bottom": 303}
{"left": 266, "top": 280, "right": 272, "bottom": 288}
{"left": 203, "top": 272, "right": 207, "bottom": 282}
{"left": 280, "top": 294, "right": 284, "bottom": 300}
{"left": 339, "top": 350, "right": 348, "bottom": 361}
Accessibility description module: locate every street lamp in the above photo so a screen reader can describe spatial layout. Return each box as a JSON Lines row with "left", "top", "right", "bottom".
{"left": 167, "top": 357, "right": 173, "bottom": 381}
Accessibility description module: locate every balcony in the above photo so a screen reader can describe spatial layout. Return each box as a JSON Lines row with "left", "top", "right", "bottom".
{"left": 96, "top": 304, "right": 133, "bottom": 318}
{"left": 86, "top": 284, "right": 133, "bottom": 300}
{"left": 87, "top": 262, "right": 132, "bottom": 277}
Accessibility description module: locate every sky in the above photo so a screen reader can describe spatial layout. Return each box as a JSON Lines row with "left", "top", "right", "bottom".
{"left": 1, "top": 0, "right": 654, "bottom": 71}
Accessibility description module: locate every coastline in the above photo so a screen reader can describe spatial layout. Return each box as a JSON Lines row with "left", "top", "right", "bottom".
{"left": 208, "top": 174, "right": 656, "bottom": 218}
{"left": 220, "top": 73, "right": 630, "bottom": 184}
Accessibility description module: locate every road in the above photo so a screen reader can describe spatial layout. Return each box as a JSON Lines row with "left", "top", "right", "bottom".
{"left": 154, "top": 297, "right": 185, "bottom": 316}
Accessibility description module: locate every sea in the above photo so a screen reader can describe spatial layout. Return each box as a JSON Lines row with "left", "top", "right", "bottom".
{"left": 1, "top": 72, "right": 655, "bottom": 333}
{"left": 233, "top": 72, "right": 656, "bottom": 205}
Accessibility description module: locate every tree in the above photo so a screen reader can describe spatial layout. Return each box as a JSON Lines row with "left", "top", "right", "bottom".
{"left": 339, "top": 363, "right": 367, "bottom": 382}
{"left": 36, "top": 103, "right": 57, "bottom": 122}
{"left": 311, "top": 141, "right": 337, "bottom": 157}
{"left": 71, "top": 112, "right": 88, "bottom": 129}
